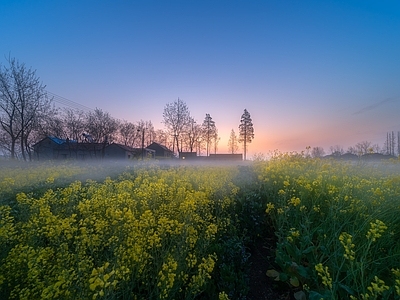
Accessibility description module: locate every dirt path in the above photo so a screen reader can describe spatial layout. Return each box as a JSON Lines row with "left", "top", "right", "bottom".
{"left": 246, "top": 236, "right": 292, "bottom": 300}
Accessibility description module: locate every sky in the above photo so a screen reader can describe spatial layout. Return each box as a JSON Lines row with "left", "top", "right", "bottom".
{"left": 1, "top": 0, "right": 400, "bottom": 157}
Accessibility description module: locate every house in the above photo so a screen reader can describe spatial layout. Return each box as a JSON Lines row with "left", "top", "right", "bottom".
{"left": 147, "top": 142, "right": 174, "bottom": 158}
{"left": 104, "top": 143, "right": 155, "bottom": 159}
{"left": 33, "top": 136, "right": 154, "bottom": 160}
{"left": 33, "top": 136, "right": 106, "bottom": 160}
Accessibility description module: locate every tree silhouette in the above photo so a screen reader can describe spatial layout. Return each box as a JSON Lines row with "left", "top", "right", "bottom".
{"left": 227, "top": 129, "right": 239, "bottom": 154}
{"left": 238, "top": 109, "right": 254, "bottom": 160}
{"left": 201, "top": 113, "right": 216, "bottom": 156}
{"left": 0, "top": 57, "right": 51, "bottom": 160}
{"left": 162, "top": 98, "right": 191, "bottom": 155}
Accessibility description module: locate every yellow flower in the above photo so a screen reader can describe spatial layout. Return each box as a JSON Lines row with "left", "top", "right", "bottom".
{"left": 339, "top": 232, "right": 355, "bottom": 261}
{"left": 219, "top": 291, "right": 230, "bottom": 300}
{"left": 315, "top": 263, "right": 332, "bottom": 289}
{"left": 288, "top": 197, "right": 301, "bottom": 207}
{"left": 366, "top": 219, "right": 387, "bottom": 242}
{"left": 366, "top": 276, "right": 389, "bottom": 296}
{"left": 265, "top": 202, "right": 275, "bottom": 214}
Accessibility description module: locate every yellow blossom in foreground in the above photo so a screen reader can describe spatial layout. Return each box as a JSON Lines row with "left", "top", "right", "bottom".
{"left": 288, "top": 197, "right": 301, "bottom": 207}
{"left": 219, "top": 291, "right": 230, "bottom": 300}
{"left": 265, "top": 202, "right": 275, "bottom": 214}
{"left": 315, "top": 263, "right": 333, "bottom": 289}
{"left": 366, "top": 219, "right": 387, "bottom": 242}
{"left": 339, "top": 232, "right": 355, "bottom": 261}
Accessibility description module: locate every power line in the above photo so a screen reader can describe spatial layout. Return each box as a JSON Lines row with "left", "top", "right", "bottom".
{"left": 46, "top": 91, "right": 94, "bottom": 112}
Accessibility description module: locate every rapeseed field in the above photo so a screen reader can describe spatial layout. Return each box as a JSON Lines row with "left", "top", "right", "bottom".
{"left": 1, "top": 155, "right": 400, "bottom": 299}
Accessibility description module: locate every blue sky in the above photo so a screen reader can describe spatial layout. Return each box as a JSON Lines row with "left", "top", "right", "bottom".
{"left": 1, "top": 0, "right": 400, "bottom": 156}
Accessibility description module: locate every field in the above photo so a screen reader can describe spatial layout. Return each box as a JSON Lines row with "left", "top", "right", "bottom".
{"left": 1, "top": 156, "right": 400, "bottom": 300}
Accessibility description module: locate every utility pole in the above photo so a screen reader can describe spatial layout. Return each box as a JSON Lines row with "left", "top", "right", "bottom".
{"left": 141, "top": 128, "right": 145, "bottom": 160}
{"left": 137, "top": 128, "right": 145, "bottom": 159}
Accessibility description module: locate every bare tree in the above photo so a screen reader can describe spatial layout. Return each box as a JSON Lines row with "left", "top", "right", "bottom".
{"left": 84, "top": 108, "right": 118, "bottom": 143}
{"left": 118, "top": 120, "right": 138, "bottom": 147}
{"left": 0, "top": 57, "right": 52, "bottom": 159}
{"left": 238, "top": 109, "right": 254, "bottom": 160}
{"left": 145, "top": 120, "right": 155, "bottom": 146}
{"left": 61, "top": 108, "right": 87, "bottom": 142}
{"left": 355, "top": 140, "right": 372, "bottom": 155}
{"left": 153, "top": 129, "right": 168, "bottom": 146}
{"left": 201, "top": 113, "right": 216, "bottom": 156}
{"left": 213, "top": 129, "right": 220, "bottom": 155}
{"left": 183, "top": 117, "right": 202, "bottom": 153}
{"left": 311, "top": 146, "right": 325, "bottom": 158}
{"left": 162, "top": 98, "right": 191, "bottom": 155}
{"left": 330, "top": 145, "right": 344, "bottom": 156}
{"left": 228, "top": 129, "right": 239, "bottom": 154}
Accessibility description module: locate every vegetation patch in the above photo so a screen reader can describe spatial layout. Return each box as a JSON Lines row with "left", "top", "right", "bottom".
{"left": 1, "top": 156, "right": 400, "bottom": 299}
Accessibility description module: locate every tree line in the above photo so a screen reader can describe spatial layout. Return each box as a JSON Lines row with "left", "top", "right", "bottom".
{"left": 0, "top": 57, "right": 255, "bottom": 160}
{"left": 309, "top": 138, "right": 398, "bottom": 159}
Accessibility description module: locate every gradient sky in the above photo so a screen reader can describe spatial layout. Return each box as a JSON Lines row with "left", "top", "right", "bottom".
{"left": 2, "top": 0, "right": 400, "bottom": 157}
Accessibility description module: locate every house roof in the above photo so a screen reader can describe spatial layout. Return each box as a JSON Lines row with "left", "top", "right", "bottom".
{"left": 148, "top": 142, "right": 173, "bottom": 152}
{"left": 107, "top": 143, "right": 136, "bottom": 152}
{"left": 49, "top": 136, "right": 68, "bottom": 145}
{"left": 105, "top": 143, "right": 155, "bottom": 153}
{"left": 39, "top": 136, "right": 77, "bottom": 145}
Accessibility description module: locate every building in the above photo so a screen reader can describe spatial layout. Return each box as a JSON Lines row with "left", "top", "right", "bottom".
{"left": 104, "top": 143, "right": 155, "bottom": 159}
{"left": 33, "top": 137, "right": 155, "bottom": 160}
{"left": 146, "top": 142, "right": 174, "bottom": 158}
{"left": 33, "top": 137, "right": 106, "bottom": 160}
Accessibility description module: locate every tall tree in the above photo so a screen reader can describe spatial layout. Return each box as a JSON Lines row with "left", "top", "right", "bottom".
{"left": 153, "top": 129, "right": 168, "bottom": 146}
{"left": 118, "top": 120, "right": 138, "bottom": 147}
{"left": 162, "top": 98, "right": 191, "bottom": 155}
{"left": 212, "top": 129, "right": 220, "bottom": 155}
{"left": 0, "top": 57, "right": 51, "bottom": 159}
{"left": 201, "top": 113, "right": 216, "bottom": 156}
{"left": 227, "top": 129, "right": 239, "bottom": 154}
{"left": 238, "top": 109, "right": 254, "bottom": 160}
{"left": 329, "top": 145, "right": 344, "bottom": 156}
{"left": 144, "top": 120, "right": 155, "bottom": 147}
{"left": 355, "top": 140, "right": 372, "bottom": 155}
{"left": 184, "top": 117, "right": 202, "bottom": 153}
{"left": 84, "top": 108, "right": 118, "bottom": 143}
{"left": 311, "top": 146, "right": 325, "bottom": 158}
{"left": 61, "top": 108, "right": 86, "bottom": 142}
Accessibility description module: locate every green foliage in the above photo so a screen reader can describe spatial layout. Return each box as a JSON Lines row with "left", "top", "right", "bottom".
{"left": 257, "top": 153, "right": 400, "bottom": 299}
{"left": 0, "top": 162, "right": 251, "bottom": 300}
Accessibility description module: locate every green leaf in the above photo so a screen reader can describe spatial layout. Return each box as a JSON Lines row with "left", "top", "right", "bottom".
{"left": 339, "top": 283, "right": 354, "bottom": 294}
{"left": 302, "top": 246, "right": 315, "bottom": 254}
{"left": 266, "top": 269, "right": 280, "bottom": 281}
{"left": 308, "top": 291, "right": 325, "bottom": 300}
{"left": 290, "top": 276, "right": 300, "bottom": 287}
{"left": 294, "top": 291, "right": 306, "bottom": 300}
{"left": 296, "top": 265, "right": 309, "bottom": 279}
{"left": 279, "top": 272, "right": 289, "bottom": 281}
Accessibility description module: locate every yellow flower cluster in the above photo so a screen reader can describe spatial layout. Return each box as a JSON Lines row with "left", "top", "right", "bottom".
{"left": 315, "top": 263, "right": 333, "bottom": 289}
{"left": 265, "top": 202, "right": 275, "bottom": 214}
{"left": 357, "top": 276, "right": 390, "bottom": 299}
{"left": 392, "top": 268, "right": 400, "bottom": 296}
{"left": 339, "top": 232, "right": 355, "bottom": 261}
{"left": 287, "top": 228, "right": 300, "bottom": 243}
{"left": 288, "top": 196, "right": 301, "bottom": 207}
{"left": 366, "top": 219, "right": 387, "bottom": 242}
